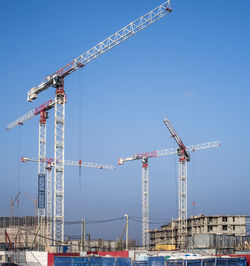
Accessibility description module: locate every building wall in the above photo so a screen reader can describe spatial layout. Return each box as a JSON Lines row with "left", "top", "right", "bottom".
{"left": 0, "top": 217, "right": 38, "bottom": 250}
{"left": 150, "top": 215, "right": 247, "bottom": 250}
{"left": 0, "top": 226, "right": 38, "bottom": 249}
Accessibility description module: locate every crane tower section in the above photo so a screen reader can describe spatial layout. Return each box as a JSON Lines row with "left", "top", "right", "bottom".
{"left": 142, "top": 158, "right": 149, "bottom": 248}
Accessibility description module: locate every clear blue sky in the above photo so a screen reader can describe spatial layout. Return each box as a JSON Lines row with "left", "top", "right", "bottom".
{"left": 1, "top": 0, "right": 250, "bottom": 242}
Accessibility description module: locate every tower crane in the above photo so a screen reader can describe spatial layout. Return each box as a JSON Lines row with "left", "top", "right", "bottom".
{"left": 7, "top": 99, "right": 55, "bottom": 248}
{"left": 18, "top": 1, "right": 172, "bottom": 244}
{"left": 118, "top": 140, "right": 221, "bottom": 249}
{"left": 21, "top": 156, "right": 115, "bottom": 245}
{"left": 163, "top": 116, "right": 221, "bottom": 249}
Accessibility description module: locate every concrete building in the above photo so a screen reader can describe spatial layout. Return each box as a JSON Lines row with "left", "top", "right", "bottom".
{"left": 150, "top": 214, "right": 247, "bottom": 253}
{"left": 0, "top": 217, "right": 38, "bottom": 250}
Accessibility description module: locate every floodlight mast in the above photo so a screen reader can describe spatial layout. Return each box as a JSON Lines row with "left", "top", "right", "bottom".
{"left": 24, "top": 1, "right": 172, "bottom": 245}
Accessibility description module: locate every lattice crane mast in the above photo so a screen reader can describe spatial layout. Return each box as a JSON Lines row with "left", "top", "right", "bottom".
{"left": 118, "top": 140, "right": 221, "bottom": 249}
{"left": 21, "top": 156, "right": 115, "bottom": 243}
{"left": 23, "top": 1, "right": 172, "bottom": 244}
{"left": 163, "top": 116, "right": 221, "bottom": 249}
{"left": 163, "top": 116, "right": 189, "bottom": 248}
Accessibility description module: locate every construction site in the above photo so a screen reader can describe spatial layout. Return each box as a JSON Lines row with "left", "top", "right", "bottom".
{"left": 1, "top": 0, "right": 250, "bottom": 265}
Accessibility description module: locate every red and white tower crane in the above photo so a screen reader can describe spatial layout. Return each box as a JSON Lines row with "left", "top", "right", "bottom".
{"left": 163, "top": 116, "right": 221, "bottom": 248}
{"left": 21, "top": 1, "right": 172, "bottom": 244}
{"left": 21, "top": 156, "right": 115, "bottom": 245}
{"left": 163, "top": 116, "right": 189, "bottom": 248}
{"left": 118, "top": 140, "right": 221, "bottom": 249}
{"left": 7, "top": 100, "right": 55, "bottom": 247}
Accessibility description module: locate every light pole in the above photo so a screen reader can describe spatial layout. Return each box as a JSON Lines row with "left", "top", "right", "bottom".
{"left": 124, "top": 214, "right": 129, "bottom": 250}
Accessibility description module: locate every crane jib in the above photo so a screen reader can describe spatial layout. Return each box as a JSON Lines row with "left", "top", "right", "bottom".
{"left": 27, "top": 0, "right": 172, "bottom": 102}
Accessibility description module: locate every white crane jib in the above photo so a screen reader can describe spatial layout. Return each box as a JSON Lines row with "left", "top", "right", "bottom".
{"left": 26, "top": 1, "right": 172, "bottom": 102}
{"left": 6, "top": 100, "right": 55, "bottom": 130}
{"left": 118, "top": 140, "right": 221, "bottom": 249}
{"left": 21, "top": 156, "right": 116, "bottom": 170}
{"left": 21, "top": 156, "right": 115, "bottom": 243}
{"left": 22, "top": 1, "right": 172, "bottom": 245}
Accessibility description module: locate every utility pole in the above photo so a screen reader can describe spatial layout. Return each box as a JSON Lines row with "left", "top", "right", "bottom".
{"left": 124, "top": 214, "right": 129, "bottom": 250}
{"left": 81, "top": 218, "right": 86, "bottom": 252}
{"left": 81, "top": 218, "right": 83, "bottom": 252}
{"left": 171, "top": 218, "right": 174, "bottom": 248}
{"left": 83, "top": 219, "right": 86, "bottom": 251}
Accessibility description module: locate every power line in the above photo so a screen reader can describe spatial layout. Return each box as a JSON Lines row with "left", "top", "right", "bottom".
{"left": 64, "top": 217, "right": 124, "bottom": 225}
{"left": 129, "top": 217, "right": 170, "bottom": 225}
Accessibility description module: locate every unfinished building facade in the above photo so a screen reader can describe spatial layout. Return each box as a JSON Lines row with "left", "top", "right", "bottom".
{"left": 0, "top": 217, "right": 38, "bottom": 250}
{"left": 150, "top": 215, "right": 247, "bottom": 253}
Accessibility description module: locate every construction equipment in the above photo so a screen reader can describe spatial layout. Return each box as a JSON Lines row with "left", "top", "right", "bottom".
{"left": 6, "top": 100, "right": 55, "bottom": 130}
{"left": 21, "top": 156, "right": 115, "bottom": 244}
{"left": 11, "top": 192, "right": 21, "bottom": 218}
{"left": 7, "top": 95, "right": 115, "bottom": 247}
{"left": 163, "top": 116, "right": 188, "bottom": 249}
{"left": 6, "top": 100, "right": 55, "bottom": 248}
{"left": 163, "top": 116, "right": 221, "bottom": 249}
{"left": 19, "top": 1, "right": 172, "bottom": 245}
{"left": 23, "top": 192, "right": 37, "bottom": 218}
{"left": 118, "top": 141, "right": 221, "bottom": 249}
{"left": 5, "top": 230, "right": 13, "bottom": 250}
{"left": 21, "top": 156, "right": 115, "bottom": 170}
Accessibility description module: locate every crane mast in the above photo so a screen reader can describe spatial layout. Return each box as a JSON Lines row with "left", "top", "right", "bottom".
{"left": 163, "top": 116, "right": 189, "bottom": 249}
{"left": 38, "top": 110, "right": 47, "bottom": 248}
{"left": 141, "top": 157, "right": 149, "bottom": 248}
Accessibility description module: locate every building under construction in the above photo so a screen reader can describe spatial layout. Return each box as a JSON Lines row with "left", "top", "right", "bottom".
{"left": 150, "top": 214, "right": 248, "bottom": 254}
{"left": 0, "top": 216, "right": 38, "bottom": 250}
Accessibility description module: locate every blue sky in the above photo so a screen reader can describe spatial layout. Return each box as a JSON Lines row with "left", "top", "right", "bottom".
{"left": 1, "top": 0, "right": 250, "bottom": 241}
